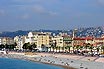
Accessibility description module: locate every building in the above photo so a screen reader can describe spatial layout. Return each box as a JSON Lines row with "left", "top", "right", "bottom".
{"left": 94, "top": 38, "right": 104, "bottom": 46}
{"left": 73, "top": 37, "right": 104, "bottom": 47}
{"left": 49, "top": 34, "right": 72, "bottom": 52}
{"left": 52, "top": 35, "right": 63, "bottom": 47}
{"left": 14, "top": 36, "right": 25, "bottom": 50}
{"left": 0, "top": 37, "right": 14, "bottom": 45}
{"left": 73, "top": 37, "right": 94, "bottom": 47}
{"left": 63, "top": 35, "right": 72, "bottom": 47}
{"left": 25, "top": 32, "right": 51, "bottom": 50}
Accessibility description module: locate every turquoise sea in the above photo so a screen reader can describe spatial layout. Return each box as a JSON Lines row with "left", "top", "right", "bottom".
{"left": 0, "top": 58, "right": 63, "bottom": 69}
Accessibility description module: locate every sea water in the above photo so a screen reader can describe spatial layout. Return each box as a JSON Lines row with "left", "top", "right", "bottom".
{"left": 0, "top": 58, "right": 63, "bottom": 69}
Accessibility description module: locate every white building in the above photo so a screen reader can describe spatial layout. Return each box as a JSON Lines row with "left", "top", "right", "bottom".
{"left": 52, "top": 36, "right": 63, "bottom": 47}
{"left": 0, "top": 37, "right": 14, "bottom": 45}
{"left": 14, "top": 36, "right": 25, "bottom": 50}
{"left": 25, "top": 32, "right": 51, "bottom": 50}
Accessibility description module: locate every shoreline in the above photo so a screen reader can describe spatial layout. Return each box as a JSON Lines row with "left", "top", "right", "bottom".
{"left": 1, "top": 52, "right": 104, "bottom": 69}
{"left": 0, "top": 53, "right": 75, "bottom": 69}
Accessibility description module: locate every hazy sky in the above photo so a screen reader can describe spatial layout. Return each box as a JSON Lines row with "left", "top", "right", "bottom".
{"left": 0, "top": 0, "right": 104, "bottom": 31}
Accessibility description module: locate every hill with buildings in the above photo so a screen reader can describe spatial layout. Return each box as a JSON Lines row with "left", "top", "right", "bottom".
{"left": 0, "top": 26, "right": 104, "bottom": 38}
{"left": 76, "top": 26, "right": 104, "bottom": 37}
{"left": 0, "top": 30, "right": 29, "bottom": 38}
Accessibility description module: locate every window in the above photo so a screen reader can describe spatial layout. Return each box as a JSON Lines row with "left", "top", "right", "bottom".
{"left": 60, "top": 42, "right": 62, "bottom": 43}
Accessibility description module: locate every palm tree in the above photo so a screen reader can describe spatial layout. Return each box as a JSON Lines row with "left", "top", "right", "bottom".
{"left": 31, "top": 43, "right": 37, "bottom": 51}
{"left": 64, "top": 46, "right": 71, "bottom": 53}
{"left": 76, "top": 45, "right": 79, "bottom": 51}
{"left": 46, "top": 47, "right": 49, "bottom": 52}
{"left": 65, "top": 46, "right": 67, "bottom": 53}
{"left": 72, "top": 46, "right": 75, "bottom": 53}
{"left": 55, "top": 46, "right": 58, "bottom": 52}
{"left": 85, "top": 43, "right": 90, "bottom": 50}
{"left": 76, "top": 45, "right": 81, "bottom": 54}
{"left": 9, "top": 44, "right": 16, "bottom": 50}
{"left": 96, "top": 47, "right": 100, "bottom": 54}
{"left": 52, "top": 46, "right": 55, "bottom": 52}
{"left": 23, "top": 42, "right": 30, "bottom": 51}
{"left": 89, "top": 46, "right": 93, "bottom": 52}
{"left": 101, "top": 46, "right": 104, "bottom": 54}
{"left": 88, "top": 45, "right": 94, "bottom": 56}
{"left": 49, "top": 47, "right": 51, "bottom": 52}
{"left": 62, "top": 47, "right": 64, "bottom": 53}
{"left": 0, "top": 44, "right": 5, "bottom": 49}
{"left": 58, "top": 46, "right": 61, "bottom": 52}
{"left": 14, "top": 42, "right": 17, "bottom": 47}
{"left": 31, "top": 43, "right": 37, "bottom": 49}
{"left": 68, "top": 46, "right": 71, "bottom": 53}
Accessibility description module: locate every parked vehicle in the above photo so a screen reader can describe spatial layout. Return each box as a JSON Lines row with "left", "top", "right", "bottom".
{"left": 99, "top": 55, "right": 104, "bottom": 57}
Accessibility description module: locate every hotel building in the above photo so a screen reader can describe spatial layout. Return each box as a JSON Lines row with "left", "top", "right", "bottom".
{"left": 0, "top": 37, "right": 14, "bottom": 45}
{"left": 14, "top": 36, "right": 25, "bottom": 50}
{"left": 25, "top": 32, "right": 51, "bottom": 50}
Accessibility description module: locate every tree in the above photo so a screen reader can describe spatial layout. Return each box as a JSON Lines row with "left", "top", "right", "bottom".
{"left": 96, "top": 47, "right": 100, "bottom": 54}
{"left": 0, "top": 44, "right": 5, "bottom": 49}
{"left": 74, "top": 45, "right": 81, "bottom": 54}
{"left": 14, "top": 42, "right": 17, "bottom": 47}
{"left": 54, "top": 40, "right": 57, "bottom": 47}
{"left": 62, "top": 47, "right": 64, "bottom": 52}
{"left": 22, "top": 43, "right": 30, "bottom": 50}
{"left": 89, "top": 45, "right": 93, "bottom": 52}
{"left": 9, "top": 43, "right": 17, "bottom": 50}
{"left": 88, "top": 45, "right": 94, "bottom": 56}
{"left": 46, "top": 47, "right": 49, "bottom": 52}
{"left": 85, "top": 43, "right": 90, "bottom": 49}
{"left": 76, "top": 45, "right": 80, "bottom": 51}
{"left": 5, "top": 44, "right": 9, "bottom": 49}
{"left": 67, "top": 46, "right": 71, "bottom": 53}
{"left": 58, "top": 46, "right": 61, "bottom": 52}
{"left": 51, "top": 42, "right": 56, "bottom": 52}
{"left": 55, "top": 46, "right": 58, "bottom": 52}
{"left": 65, "top": 46, "right": 68, "bottom": 53}
{"left": 31, "top": 43, "right": 37, "bottom": 50}
{"left": 52, "top": 46, "right": 55, "bottom": 52}
{"left": 23, "top": 43, "right": 37, "bottom": 52}
{"left": 101, "top": 46, "right": 104, "bottom": 54}
{"left": 9, "top": 44, "right": 15, "bottom": 50}
{"left": 0, "top": 43, "right": 16, "bottom": 50}
{"left": 72, "top": 46, "right": 75, "bottom": 53}
{"left": 49, "top": 47, "right": 51, "bottom": 52}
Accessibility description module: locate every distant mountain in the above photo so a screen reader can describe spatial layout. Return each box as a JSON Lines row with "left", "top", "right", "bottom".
{"left": 0, "top": 26, "right": 104, "bottom": 38}
{"left": 33, "top": 29, "right": 63, "bottom": 35}
{"left": 0, "top": 30, "right": 63, "bottom": 38}
{"left": 76, "top": 26, "right": 104, "bottom": 37}
{"left": 0, "top": 30, "right": 29, "bottom": 38}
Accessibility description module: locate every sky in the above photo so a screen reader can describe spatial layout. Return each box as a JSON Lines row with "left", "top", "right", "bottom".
{"left": 0, "top": 0, "right": 104, "bottom": 31}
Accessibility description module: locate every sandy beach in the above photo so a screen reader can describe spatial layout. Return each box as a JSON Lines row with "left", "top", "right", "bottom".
{"left": 0, "top": 52, "right": 104, "bottom": 69}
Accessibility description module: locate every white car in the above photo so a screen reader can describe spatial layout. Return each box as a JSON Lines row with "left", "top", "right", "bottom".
{"left": 99, "top": 55, "right": 104, "bottom": 57}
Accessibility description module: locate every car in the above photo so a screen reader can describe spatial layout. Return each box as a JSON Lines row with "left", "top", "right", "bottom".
{"left": 99, "top": 55, "right": 104, "bottom": 57}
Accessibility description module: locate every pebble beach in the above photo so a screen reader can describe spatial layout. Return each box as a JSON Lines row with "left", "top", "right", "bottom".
{"left": 0, "top": 52, "right": 104, "bottom": 69}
